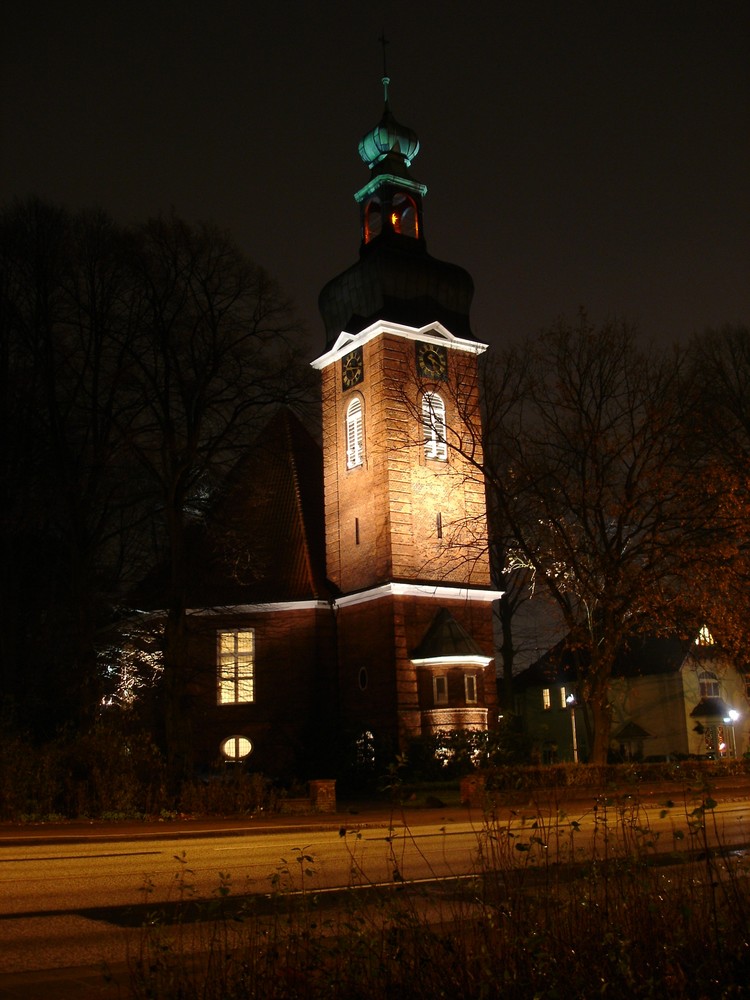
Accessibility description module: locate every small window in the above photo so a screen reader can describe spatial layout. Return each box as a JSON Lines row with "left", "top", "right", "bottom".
{"left": 218, "top": 629, "right": 255, "bottom": 704}
{"left": 363, "top": 199, "right": 382, "bottom": 243}
{"left": 221, "top": 736, "right": 253, "bottom": 761}
{"left": 346, "top": 396, "right": 364, "bottom": 469}
{"left": 699, "top": 671, "right": 720, "bottom": 698}
{"left": 465, "top": 674, "right": 477, "bottom": 704}
{"left": 422, "top": 392, "right": 447, "bottom": 460}
{"left": 560, "top": 686, "right": 568, "bottom": 709}
{"left": 434, "top": 675, "right": 448, "bottom": 705}
{"left": 390, "top": 193, "right": 418, "bottom": 238}
{"left": 542, "top": 688, "right": 551, "bottom": 710}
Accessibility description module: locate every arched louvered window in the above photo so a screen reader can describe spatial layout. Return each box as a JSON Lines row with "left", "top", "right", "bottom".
{"left": 346, "top": 396, "right": 364, "bottom": 468}
{"left": 422, "top": 392, "right": 447, "bottom": 460}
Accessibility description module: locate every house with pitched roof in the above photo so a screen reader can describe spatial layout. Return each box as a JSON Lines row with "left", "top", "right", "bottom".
{"left": 514, "top": 629, "right": 750, "bottom": 763}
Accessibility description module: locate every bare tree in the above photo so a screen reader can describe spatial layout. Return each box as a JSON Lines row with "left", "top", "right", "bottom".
{"left": 686, "top": 325, "right": 750, "bottom": 659}
{"left": 120, "top": 215, "right": 311, "bottom": 784}
{"left": 0, "top": 199, "right": 144, "bottom": 732}
{"left": 459, "top": 316, "right": 714, "bottom": 763}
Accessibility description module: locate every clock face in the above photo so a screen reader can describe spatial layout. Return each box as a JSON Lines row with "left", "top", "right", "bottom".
{"left": 341, "top": 347, "right": 364, "bottom": 390}
{"left": 416, "top": 341, "right": 448, "bottom": 381}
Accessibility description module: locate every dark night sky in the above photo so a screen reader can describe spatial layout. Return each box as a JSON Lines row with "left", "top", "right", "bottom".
{"left": 2, "top": 1, "right": 748, "bottom": 357}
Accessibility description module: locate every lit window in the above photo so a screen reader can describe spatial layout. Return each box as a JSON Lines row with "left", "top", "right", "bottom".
{"left": 699, "top": 671, "right": 720, "bottom": 699}
{"left": 390, "top": 193, "right": 418, "bottom": 238}
{"left": 560, "top": 687, "right": 568, "bottom": 709}
{"left": 542, "top": 688, "right": 551, "bottom": 710}
{"left": 346, "top": 396, "right": 364, "bottom": 468}
{"left": 221, "top": 736, "right": 253, "bottom": 761}
{"left": 434, "top": 675, "right": 448, "bottom": 705}
{"left": 423, "top": 392, "right": 447, "bottom": 460}
{"left": 695, "top": 625, "right": 715, "bottom": 646}
{"left": 465, "top": 674, "right": 477, "bottom": 704}
{"left": 218, "top": 629, "right": 255, "bottom": 704}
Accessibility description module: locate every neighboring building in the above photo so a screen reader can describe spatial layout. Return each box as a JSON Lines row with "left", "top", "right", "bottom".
{"left": 127, "top": 80, "right": 501, "bottom": 778}
{"left": 514, "top": 629, "right": 750, "bottom": 763}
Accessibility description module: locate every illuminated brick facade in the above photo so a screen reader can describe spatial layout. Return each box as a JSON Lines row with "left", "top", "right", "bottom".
{"left": 312, "top": 80, "right": 500, "bottom": 756}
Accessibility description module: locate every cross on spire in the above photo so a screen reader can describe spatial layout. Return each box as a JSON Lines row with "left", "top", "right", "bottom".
{"left": 379, "top": 31, "right": 390, "bottom": 103}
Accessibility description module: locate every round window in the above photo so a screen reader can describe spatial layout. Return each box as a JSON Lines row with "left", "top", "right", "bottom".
{"left": 221, "top": 735, "right": 253, "bottom": 761}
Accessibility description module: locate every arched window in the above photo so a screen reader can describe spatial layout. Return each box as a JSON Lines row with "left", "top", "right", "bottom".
{"left": 346, "top": 396, "right": 364, "bottom": 468}
{"left": 422, "top": 392, "right": 447, "bottom": 460}
{"left": 699, "top": 671, "right": 720, "bottom": 698}
{"left": 363, "top": 200, "right": 382, "bottom": 243}
{"left": 390, "top": 193, "right": 419, "bottom": 238}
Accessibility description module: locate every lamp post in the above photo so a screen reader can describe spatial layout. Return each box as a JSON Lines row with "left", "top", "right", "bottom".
{"left": 566, "top": 693, "right": 579, "bottom": 763}
{"left": 724, "top": 709, "right": 740, "bottom": 758}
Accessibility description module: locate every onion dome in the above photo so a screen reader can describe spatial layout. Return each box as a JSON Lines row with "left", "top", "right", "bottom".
{"left": 358, "top": 77, "right": 420, "bottom": 170}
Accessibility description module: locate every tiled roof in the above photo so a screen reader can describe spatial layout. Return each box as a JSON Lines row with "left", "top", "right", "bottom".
{"left": 514, "top": 634, "right": 691, "bottom": 689}
{"left": 134, "top": 408, "right": 331, "bottom": 609}
{"left": 410, "top": 608, "right": 486, "bottom": 660}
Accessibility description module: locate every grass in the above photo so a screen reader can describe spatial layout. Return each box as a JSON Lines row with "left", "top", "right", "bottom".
{"left": 124, "top": 786, "right": 750, "bottom": 999}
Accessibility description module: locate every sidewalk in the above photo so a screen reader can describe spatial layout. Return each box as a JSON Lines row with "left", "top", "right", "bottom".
{"left": 0, "top": 799, "right": 480, "bottom": 848}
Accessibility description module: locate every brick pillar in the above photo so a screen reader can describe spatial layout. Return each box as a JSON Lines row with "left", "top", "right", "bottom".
{"left": 460, "top": 773, "right": 485, "bottom": 807}
{"left": 309, "top": 779, "right": 337, "bottom": 813}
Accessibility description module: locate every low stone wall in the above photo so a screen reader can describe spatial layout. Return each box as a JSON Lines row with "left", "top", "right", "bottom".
{"left": 460, "top": 769, "right": 750, "bottom": 809}
{"left": 279, "top": 779, "right": 337, "bottom": 814}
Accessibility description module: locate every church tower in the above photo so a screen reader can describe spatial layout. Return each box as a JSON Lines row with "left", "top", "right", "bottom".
{"left": 312, "top": 77, "right": 500, "bottom": 760}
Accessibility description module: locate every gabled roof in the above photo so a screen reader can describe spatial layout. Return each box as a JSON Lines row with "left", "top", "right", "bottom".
{"left": 613, "top": 720, "right": 653, "bottom": 742}
{"left": 514, "top": 633, "right": 691, "bottom": 690}
{"left": 410, "top": 608, "right": 488, "bottom": 662}
{"left": 134, "top": 408, "right": 332, "bottom": 610}
{"left": 690, "top": 696, "right": 732, "bottom": 720}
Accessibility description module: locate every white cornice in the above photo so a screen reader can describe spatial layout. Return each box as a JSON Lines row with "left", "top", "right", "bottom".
{"left": 186, "top": 600, "right": 331, "bottom": 616}
{"left": 310, "top": 320, "right": 488, "bottom": 370}
{"left": 411, "top": 654, "right": 493, "bottom": 667}
{"left": 334, "top": 582, "right": 503, "bottom": 609}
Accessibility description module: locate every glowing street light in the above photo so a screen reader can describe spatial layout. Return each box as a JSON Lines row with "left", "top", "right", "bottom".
{"left": 724, "top": 709, "right": 740, "bottom": 757}
{"left": 566, "top": 692, "right": 579, "bottom": 763}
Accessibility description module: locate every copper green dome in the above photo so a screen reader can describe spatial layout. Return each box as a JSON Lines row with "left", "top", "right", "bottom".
{"left": 358, "top": 77, "right": 420, "bottom": 169}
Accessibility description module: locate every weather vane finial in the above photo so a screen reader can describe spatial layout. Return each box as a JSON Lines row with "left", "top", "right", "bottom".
{"left": 379, "top": 30, "right": 390, "bottom": 103}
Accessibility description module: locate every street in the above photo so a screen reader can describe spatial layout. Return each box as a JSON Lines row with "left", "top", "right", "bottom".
{"left": 0, "top": 793, "right": 748, "bottom": 995}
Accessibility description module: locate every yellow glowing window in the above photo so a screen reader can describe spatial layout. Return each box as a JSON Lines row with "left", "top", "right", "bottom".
{"left": 391, "top": 193, "right": 418, "bottom": 238}
{"left": 542, "top": 688, "right": 551, "bottom": 710}
{"left": 218, "top": 629, "right": 255, "bottom": 704}
{"left": 221, "top": 736, "right": 253, "bottom": 760}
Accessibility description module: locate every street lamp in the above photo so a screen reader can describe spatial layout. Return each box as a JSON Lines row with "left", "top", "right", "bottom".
{"left": 723, "top": 709, "right": 740, "bottom": 757}
{"left": 566, "top": 693, "right": 579, "bottom": 763}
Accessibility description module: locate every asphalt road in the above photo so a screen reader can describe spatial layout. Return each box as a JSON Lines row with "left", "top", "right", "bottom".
{"left": 0, "top": 790, "right": 748, "bottom": 998}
